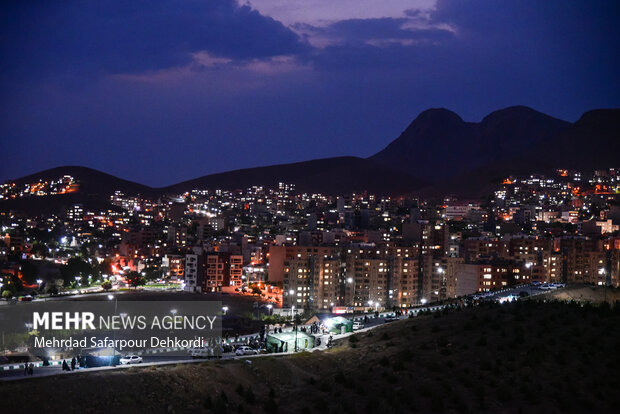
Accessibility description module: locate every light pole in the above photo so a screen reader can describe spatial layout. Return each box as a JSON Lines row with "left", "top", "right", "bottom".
{"left": 347, "top": 277, "right": 356, "bottom": 307}
{"left": 108, "top": 294, "right": 117, "bottom": 366}
{"left": 222, "top": 306, "right": 229, "bottom": 315}
{"left": 437, "top": 267, "right": 445, "bottom": 301}
{"left": 525, "top": 262, "right": 533, "bottom": 296}
{"left": 291, "top": 305, "right": 297, "bottom": 352}
{"left": 599, "top": 268, "right": 607, "bottom": 302}
{"left": 266, "top": 304, "right": 273, "bottom": 315}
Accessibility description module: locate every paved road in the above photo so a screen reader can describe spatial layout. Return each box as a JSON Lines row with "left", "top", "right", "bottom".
{"left": 0, "top": 284, "right": 563, "bottom": 382}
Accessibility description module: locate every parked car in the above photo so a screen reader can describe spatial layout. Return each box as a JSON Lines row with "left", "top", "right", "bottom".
{"left": 120, "top": 355, "right": 143, "bottom": 365}
{"left": 352, "top": 321, "right": 365, "bottom": 330}
{"left": 189, "top": 347, "right": 210, "bottom": 359}
{"left": 235, "top": 346, "right": 258, "bottom": 356}
{"left": 383, "top": 316, "right": 398, "bottom": 323}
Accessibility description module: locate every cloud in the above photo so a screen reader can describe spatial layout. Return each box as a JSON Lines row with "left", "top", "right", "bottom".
{"left": 1, "top": 0, "right": 618, "bottom": 186}
{"left": 0, "top": 0, "right": 310, "bottom": 80}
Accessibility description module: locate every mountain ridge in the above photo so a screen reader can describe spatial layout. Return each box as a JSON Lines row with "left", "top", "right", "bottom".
{"left": 2, "top": 106, "right": 618, "bottom": 214}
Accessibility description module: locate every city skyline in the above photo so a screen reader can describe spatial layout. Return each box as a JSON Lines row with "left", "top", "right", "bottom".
{"left": 1, "top": 2, "right": 619, "bottom": 410}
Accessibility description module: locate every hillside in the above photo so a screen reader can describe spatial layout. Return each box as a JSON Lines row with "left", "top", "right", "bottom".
{"left": 0, "top": 166, "right": 158, "bottom": 215}
{"left": 370, "top": 106, "right": 619, "bottom": 195}
{"left": 2, "top": 106, "right": 618, "bottom": 213}
{"left": 2, "top": 300, "right": 618, "bottom": 413}
{"left": 11, "top": 166, "right": 157, "bottom": 197}
{"left": 369, "top": 106, "right": 571, "bottom": 182}
{"left": 1, "top": 158, "right": 422, "bottom": 214}
{"left": 161, "top": 156, "right": 423, "bottom": 196}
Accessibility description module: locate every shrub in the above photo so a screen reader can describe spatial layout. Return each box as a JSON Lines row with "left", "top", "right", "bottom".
{"left": 263, "top": 398, "right": 278, "bottom": 413}
{"left": 431, "top": 394, "right": 445, "bottom": 412}
{"left": 244, "top": 388, "right": 255, "bottom": 404}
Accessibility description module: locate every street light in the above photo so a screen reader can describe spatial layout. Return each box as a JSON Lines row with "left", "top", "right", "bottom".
{"left": 421, "top": 298, "right": 427, "bottom": 305}
{"left": 108, "top": 294, "right": 118, "bottom": 366}
{"left": 525, "top": 262, "right": 533, "bottom": 295}
{"left": 222, "top": 306, "right": 229, "bottom": 315}
{"left": 288, "top": 305, "right": 298, "bottom": 352}
{"left": 599, "top": 268, "right": 607, "bottom": 302}
{"left": 347, "top": 277, "right": 356, "bottom": 307}
{"left": 266, "top": 303, "right": 273, "bottom": 315}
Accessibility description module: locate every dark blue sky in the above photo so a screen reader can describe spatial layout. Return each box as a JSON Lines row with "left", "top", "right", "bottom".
{"left": 1, "top": 0, "right": 618, "bottom": 186}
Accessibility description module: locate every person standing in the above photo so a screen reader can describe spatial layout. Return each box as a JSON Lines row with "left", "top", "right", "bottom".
{"left": 28, "top": 363, "right": 34, "bottom": 376}
{"left": 70, "top": 357, "right": 76, "bottom": 371}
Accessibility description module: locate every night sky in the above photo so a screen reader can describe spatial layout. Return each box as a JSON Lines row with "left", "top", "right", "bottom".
{"left": 1, "top": 0, "right": 618, "bottom": 186}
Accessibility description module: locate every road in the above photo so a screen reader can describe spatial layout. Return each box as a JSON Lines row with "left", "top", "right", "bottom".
{"left": 0, "top": 283, "right": 563, "bottom": 382}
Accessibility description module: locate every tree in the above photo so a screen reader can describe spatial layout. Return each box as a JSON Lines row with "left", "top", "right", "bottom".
{"left": 2, "top": 289, "right": 13, "bottom": 299}
{"left": 46, "top": 285, "right": 58, "bottom": 295}
{"left": 126, "top": 271, "right": 145, "bottom": 289}
{"left": 60, "top": 258, "right": 92, "bottom": 286}
{"left": 101, "top": 281, "right": 112, "bottom": 291}
{"left": 1, "top": 273, "right": 23, "bottom": 296}
{"left": 251, "top": 286, "right": 262, "bottom": 296}
{"left": 142, "top": 267, "right": 161, "bottom": 282}
{"left": 19, "top": 260, "right": 38, "bottom": 284}
{"left": 31, "top": 242, "right": 49, "bottom": 258}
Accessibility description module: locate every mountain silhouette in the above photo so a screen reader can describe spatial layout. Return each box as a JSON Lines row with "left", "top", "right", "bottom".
{"left": 2, "top": 106, "right": 618, "bottom": 214}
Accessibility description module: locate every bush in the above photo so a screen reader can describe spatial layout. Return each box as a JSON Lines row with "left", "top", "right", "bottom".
{"left": 263, "top": 398, "right": 278, "bottom": 413}
{"left": 244, "top": 388, "right": 255, "bottom": 404}
{"left": 431, "top": 394, "right": 445, "bottom": 412}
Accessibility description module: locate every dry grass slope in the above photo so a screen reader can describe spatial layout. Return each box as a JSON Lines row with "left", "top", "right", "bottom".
{"left": 2, "top": 300, "right": 619, "bottom": 414}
